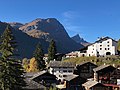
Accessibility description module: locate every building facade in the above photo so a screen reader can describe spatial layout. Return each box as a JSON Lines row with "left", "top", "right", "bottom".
{"left": 48, "top": 61, "right": 75, "bottom": 81}
{"left": 84, "top": 37, "right": 117, "bottom": 57}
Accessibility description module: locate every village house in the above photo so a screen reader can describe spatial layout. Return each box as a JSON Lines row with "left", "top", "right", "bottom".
{"left": 23, "top": 71, "right": 57, "bottom": 90}
{"left": 23, "top": 72, "right": 46, "bottom": 90}
{"left": 79, "top": 37, "right": 118, "bottom": 57}
{"left": 56, "top": 74, "right": 86, "bottom": 90}
{"left": 93, "top": 65, "right": 116, "bottom": 83}
{"left": 93, "top": 65, "right": 120, "bottom": 90}
{"left": 74, "top": 61, "right": 97, "bottom": 79}
{"left": 48, "top": 61, "right": 76, "bottom": 81}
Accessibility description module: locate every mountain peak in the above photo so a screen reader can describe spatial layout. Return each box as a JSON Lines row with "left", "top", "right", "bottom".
{"left": 18, "top": 18, "right": 83, "bottom": 53}
{"left": 71, "top": 34, "right": 90, "bottom": 46}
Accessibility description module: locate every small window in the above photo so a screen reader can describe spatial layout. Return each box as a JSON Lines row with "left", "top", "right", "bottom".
{"left": 63, "top": 75, "right": 67, "bottom": 77}
{"left": 107, "top": 41, "right": 109, "bottom": 43}
{"left": 63, "top": 70, "right": 67, "bottom": 72}
{"left": 108, "top": 48, "right": 110, "bottom": 50}
{"left": 108, "top": 45, "right": 109, "bottom": 47}
{"left": 100, "top": 48, "right": 102, "bottom": 50}
{"left": 105, "top": 48, "right": 107, "bottom": 50}
{"left": 68, "top": 70, "right": 72, "bottom": 72}
{"left": 100, "top": 45, "right": 102, "bottom": 47}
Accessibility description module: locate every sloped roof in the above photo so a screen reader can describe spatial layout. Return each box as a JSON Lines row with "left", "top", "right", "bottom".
{"left": 93, "top": 65, "right": 116, "bottom": 72}
{"left": 77, "top": 61, "right": 97, "bottom": 67}
{"left": 64, "top": 74, "right": 79, "bottom": 81}
{"left": 95, "top": 36, "right": 117, "bottom": 43}
{"left": 82, "top": 80, "right": 104, "bottom": 89}
{"left": 49, "top": 61, "right": 75, "bottom": 68}
{"left": 23, "top": 78, "right": 46, "bottom": 89}
{"left": 30, "top": 71, "right": 47, "bottom": 80}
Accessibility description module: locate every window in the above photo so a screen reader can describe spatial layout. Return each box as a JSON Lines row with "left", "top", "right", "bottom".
{"left": 100, "top": 45, "right": 102, "bottom": 47}
{"left": 108, "top": 48, "right": 110, "bottom": 50}
{"left": 63, "top": 75, "right": 67, "bottom": 77}
{"left": 105, "top": 48, "right": 107, "bottom": 50}
{"left": 107, "top": 41, "right": 109, "bottom": 43}
{"left": 108, "top": 45, "right": 109, "bottom": 47}
{"left": 68, "top": 70, "right": 72, "bottom": 72}
{"left": 100, "top": 48, "right": 102, "bottom": 50}
{"left": 63, "top": 70, "right": 67, "bottom": 72}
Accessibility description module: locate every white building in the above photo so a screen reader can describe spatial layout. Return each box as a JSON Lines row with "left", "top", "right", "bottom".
{"left": 48, "top": 61, "right": 75, "bottom": 81}
{"left": 79, "top": 37, "right": 118, "bottom": 57}
{"left": 65, "top": 51, "right": 79, "bottom": 58}
{"left": 87, "top": 37, "right": 118, "bottom": 57}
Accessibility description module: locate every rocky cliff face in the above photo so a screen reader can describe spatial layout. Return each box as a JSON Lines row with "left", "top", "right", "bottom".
{"left": 71, "top": 34, "right": 90, "bottom": 46}
{"left": 19, "top": 18, "right": 83, "bottom": 52}
{"left": 9, "top": 22, "right": 23, "bottom": 29}
{"left": 0, "top": 22, "right": 49, "bottom": 58}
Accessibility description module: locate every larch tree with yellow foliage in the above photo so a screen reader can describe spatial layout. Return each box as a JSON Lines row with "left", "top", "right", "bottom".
{"left": 27, "top": 57, "right": 40, "bottom": 72}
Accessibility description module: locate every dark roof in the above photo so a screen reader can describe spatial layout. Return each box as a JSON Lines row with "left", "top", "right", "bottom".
{"left": 77, "top": 61, "right": 97, "bottom": 67}
{"left": 49, "top": 61, "right": 75, "bottom": 68}
{"left": 93, "top": 65, "right": 116, "bottom": 72}
{"left": 23, "top": 78, "right": 46, "bottom": 90}
{"left": 24, "top": 72, "right": 37, "bottom": 78}
{"left": 95, "top": 36, "right": 117, "bottom": 43}
{"left": 64, "top": 74, "right": 79, "bottom": 81}
{"left": 30, "top": 71, "right": 47, "bottom": 80}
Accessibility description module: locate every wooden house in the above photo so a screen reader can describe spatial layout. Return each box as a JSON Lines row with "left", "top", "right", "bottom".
{"left": 93, "top": 65, "right": 116, "bottom": 84}
{"left": 56, "top": 74, "right": 86, "bottom": 90}
{"left": 74, "top": 61, "right": 97, "bottom": 79}
{"left": 31, "top": 71, "right": 57, "bottom": 87}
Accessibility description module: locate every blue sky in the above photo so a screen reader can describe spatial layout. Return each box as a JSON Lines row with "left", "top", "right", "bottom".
{"left": 0, "top": 0, "right": 120, "bottom": 42}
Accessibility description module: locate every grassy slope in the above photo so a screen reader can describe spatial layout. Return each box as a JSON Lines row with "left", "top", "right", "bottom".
{"left": 63, "top": 55, "right": 120, "bottom": 67}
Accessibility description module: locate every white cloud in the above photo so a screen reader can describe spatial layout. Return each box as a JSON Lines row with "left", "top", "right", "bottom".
{"left": 62, "top": 11, "right": 79, "bottom": 19}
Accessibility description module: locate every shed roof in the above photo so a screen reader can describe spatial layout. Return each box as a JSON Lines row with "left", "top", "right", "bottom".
{"left": 82, "top": 80, "right": 104, "bottom": 89}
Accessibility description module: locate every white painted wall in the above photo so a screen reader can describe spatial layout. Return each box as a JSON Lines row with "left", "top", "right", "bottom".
{"left": 87, "top": 39, "right": 117, "bottom": 56}
{"left": 49, "top": 67, "right": 74, "bottom": 81}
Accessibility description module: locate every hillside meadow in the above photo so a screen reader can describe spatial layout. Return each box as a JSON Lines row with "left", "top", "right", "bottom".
{"left": 63, "top": 55, "right": 120, "bottom": 67}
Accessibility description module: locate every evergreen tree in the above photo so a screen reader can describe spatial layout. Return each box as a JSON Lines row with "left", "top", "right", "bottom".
{"left": 48, "top": 40, "right": 56, "bottom": 62}
{"left": 33, "top": 43, "right": 46, "bottom": 70}
{"left": 117, "top": 39, "right": 120, "bottom": 55}
{"left": 0, "top": 26, "right": 26, "bottom": 90}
